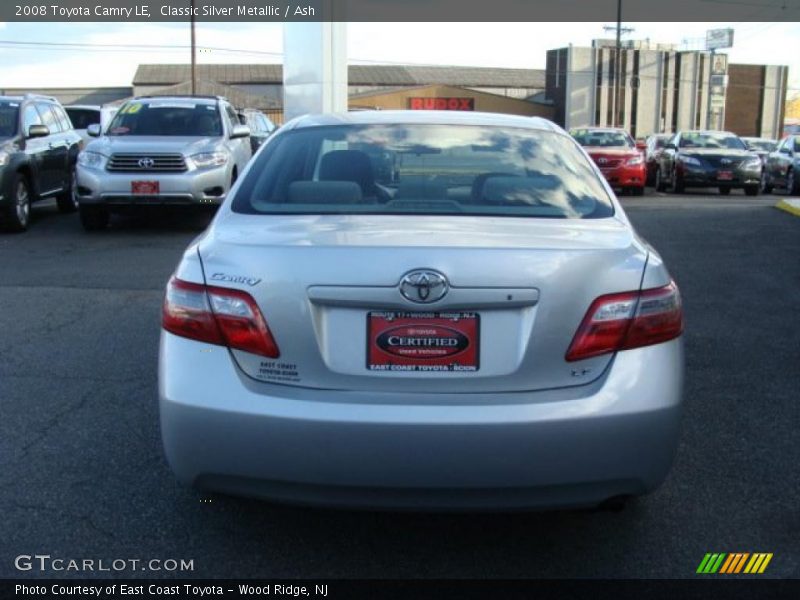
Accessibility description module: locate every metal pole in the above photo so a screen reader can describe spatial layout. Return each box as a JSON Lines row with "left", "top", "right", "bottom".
{"left": 705, "top": 49, "right": 714, "bottom": 130}
{"left": 190, "top": 0, "right": 196, "bottom": 96}
{"left": 614, "top": 0, "right": 622, "bottom": 128}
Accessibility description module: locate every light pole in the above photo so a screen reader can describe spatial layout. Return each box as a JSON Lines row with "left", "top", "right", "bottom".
{"left": 190, "top": 0, "right": 196, "bottom": 96}
{"left": 603, "top": 1, "right": 632, "bottom": 128}
{"left": 614, "top": 0, "right": 622, "bottom": 128}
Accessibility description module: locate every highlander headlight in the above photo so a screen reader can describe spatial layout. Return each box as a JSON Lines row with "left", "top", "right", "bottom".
{"left": 742, "top": 157, "right": 762, "bottom": 170}
{"left": 679, "top": 156, "right": 702, "bottom": 167}
{"left": 191, "top": 152, "right": 228, "bottom": 168}
{"left": 0, "top": 150, "right": 10, "bottom": 166}
{"left": 77, "top": 151, "right": 107, "bottom": 169}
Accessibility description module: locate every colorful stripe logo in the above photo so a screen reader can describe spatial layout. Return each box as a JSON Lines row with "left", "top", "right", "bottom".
{"left": 696, "top": 553, "right": 773, "bottom": 574}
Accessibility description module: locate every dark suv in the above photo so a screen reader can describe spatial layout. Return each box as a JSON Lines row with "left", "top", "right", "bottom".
{"left": 0, "top": 94, "right": 82, "bottom": 231}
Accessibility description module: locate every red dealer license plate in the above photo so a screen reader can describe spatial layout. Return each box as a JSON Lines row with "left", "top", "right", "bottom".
{"left": 367, "top": 311, "right": 479, "bottom": 372}
{"left": 717, "top": 171, "right": 734, "bottom": 181}
{"left": 131, "top": 181, "right": 159, "bottom": 195}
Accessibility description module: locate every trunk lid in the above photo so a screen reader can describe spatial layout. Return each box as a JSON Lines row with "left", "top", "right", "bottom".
{"left": 197, "top": 213, "right": 648, "bottom": 394}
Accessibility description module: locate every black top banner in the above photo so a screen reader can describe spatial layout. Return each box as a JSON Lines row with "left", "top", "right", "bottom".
{"left": 4, "top": 0, "right": 800, "bottom": 22}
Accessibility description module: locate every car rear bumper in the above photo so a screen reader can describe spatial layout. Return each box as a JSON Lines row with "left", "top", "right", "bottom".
{"left": 75, "top": 165, "right": 229, "bottom": 206}
{"left": 159, "top": 332, "right": 684, "bottom": 510}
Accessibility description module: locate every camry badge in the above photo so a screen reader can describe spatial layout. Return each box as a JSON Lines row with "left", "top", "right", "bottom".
{"left": 597, "top": 157, "right": 609, "bottom": 165}
{"left": 400, "top": 270, "right": 449, "bottom": 303}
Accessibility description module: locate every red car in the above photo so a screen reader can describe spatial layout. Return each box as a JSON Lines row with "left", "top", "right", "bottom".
{"left": 569, "top": 127, "right": 646, "bottom": 196}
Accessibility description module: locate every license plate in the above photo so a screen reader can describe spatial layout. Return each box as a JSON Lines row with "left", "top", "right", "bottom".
{"left": 717, "top": 171, "right": 733, "bottom": 181}
{"left": 131, "top": 181, "right": 159, "bottom": 195}
{"left": 367, "top": 311, "right": 479, "bottom": 372}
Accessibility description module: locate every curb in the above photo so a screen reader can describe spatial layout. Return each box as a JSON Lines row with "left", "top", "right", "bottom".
{"left": 775, "top": 198, "right": 800, "bottom": 217}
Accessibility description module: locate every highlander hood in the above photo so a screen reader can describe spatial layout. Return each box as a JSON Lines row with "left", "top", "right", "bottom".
{"left": 84, "top": 135, "right": 222, "bottom": 156}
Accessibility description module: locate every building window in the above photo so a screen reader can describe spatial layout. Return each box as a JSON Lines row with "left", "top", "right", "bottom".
{"left": 661, "top": 52, "right": 670, "bottom": 132}
{"left": 630, "top": 50, "right": 640, "bottom": 138}
{"left": 607, "top": 51, "right": 615, "bottom": 127}
{"left": 595, "top": 48, "right": 603, "bottom": 126}
{"left": 695, "top": 54, "right": 705, "bottom": 129}
{"left": 672, "top": 53, "right": 682, "bottom": 132}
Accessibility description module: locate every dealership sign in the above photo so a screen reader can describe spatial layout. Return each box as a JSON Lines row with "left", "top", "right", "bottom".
{"left": 409, "top": 97, "right": 475, "bottom": 111}
{"left": 706, "top": 28, "right": 734, "bottom": 50}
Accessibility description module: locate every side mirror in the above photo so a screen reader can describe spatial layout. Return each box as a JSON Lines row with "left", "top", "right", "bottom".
{"left": 27, "top": 124, "right": 50, "bottom": 139}
{"left": 635, "top": 140, "right": 647, "bottom": 152}
{"left": 87, "top": 123, "right": 102, "bottom": 137}
{"left": 666, "top": 142, "right": 677, "bottom": 150}
{"left": 230, "top": 125, "right": 251, "bottom": 139}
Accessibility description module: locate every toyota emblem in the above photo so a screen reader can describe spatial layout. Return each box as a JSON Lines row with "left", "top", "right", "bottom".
{"left": 138, "top": 157, "right": 155, "bottom": 169}
{"left": 399, "top": 270, "right": 449, "bottom": 303}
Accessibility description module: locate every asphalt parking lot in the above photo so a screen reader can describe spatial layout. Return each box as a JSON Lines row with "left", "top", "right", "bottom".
{"left": 1, "top": 191, "right": 798, "bottom": 579}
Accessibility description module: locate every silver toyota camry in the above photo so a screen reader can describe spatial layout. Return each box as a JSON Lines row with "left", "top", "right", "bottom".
{"left": 159, "top": 111, "right": 684, "bottom": 510}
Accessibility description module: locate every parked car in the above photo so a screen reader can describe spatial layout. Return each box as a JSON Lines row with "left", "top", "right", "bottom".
{"left": 0, "top": 94, "right": 82, "bottom": 231}
{"left": 75, "top": 95, "right": 252, "bottom": 230}
{"left": 655, "top": 130, "right": 762, "bottom": 196}
{"left": 160, "top": 110, "right": 684, "bottom": 510}
{"left": 237, "top": 109, "right": 276, "bottom": 154}
{"left": 741, "top": 137, "right": 777, "bottom": 192}
{"left": 644, "top": 134, "right": 671, "bottom": 186}
{"left": 569, "top": 127, "right": 646, "bottom": 196}
{"left": 763, "top": 134, "right": 800, "bottom": 195}
{"left": 64, "top": 104, "right": 118, "bottom": 144}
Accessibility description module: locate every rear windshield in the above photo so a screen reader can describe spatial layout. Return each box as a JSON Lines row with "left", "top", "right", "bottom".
{"left": 0, "top": 101, "right": 19, "bottom": 137}
{"left": 570, "top": 129, "right": 633, "bottom": 148}
{"left": 232, "top": 124, "right": 615, "bottom": 219}
{"left": 65, "top": 108, "right": 100, "bottom": 130}
{"left": 680, "top": 132, "right": 746, "bottom": 150}
{"left": 106, "top": 100, "right": 222, "bottom": 137}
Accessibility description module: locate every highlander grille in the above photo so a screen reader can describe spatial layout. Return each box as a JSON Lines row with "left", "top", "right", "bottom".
{"left": 107, "top": 153, "right": 187, "bottom": 173}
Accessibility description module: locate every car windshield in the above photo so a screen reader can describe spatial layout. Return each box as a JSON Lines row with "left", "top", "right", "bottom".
{"left": 745, "top": 139, "right": 777, "bottom": 152}
{"left": 570, "top": 129, "right": 633, "bottom": 148}
{"left": 106, "top": 100, "right": 222, "bottom": 137}
{"left": 232, "top": 124, "right": 615, "bottom": 219}
{"left": 680, "top": 132, "right": 746, "bottom": 150}
{"left": 653, "top": 136, "right": 668, "bottom": 148}
{"left": 65, "top": 108, "right": 100, "bottom": 130}
{"left": 0, "top": 101, "right": 19, "bottom": 137}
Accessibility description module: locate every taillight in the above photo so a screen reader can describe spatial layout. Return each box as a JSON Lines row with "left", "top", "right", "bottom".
{"left": 162, "top": 276, "right": 280, "bottom": 358}
{"left": 565, "top": 281, "right": 682, "bottom": 362}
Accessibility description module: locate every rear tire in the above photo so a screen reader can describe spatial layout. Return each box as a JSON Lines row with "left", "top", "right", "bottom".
{"left": 744, "top": 185, "right": 759, "bottom": 197}
{"left": 79, "top": 205, "right": 109, "bottom": 231}
{"left": 718, "top": 186, "right": 731, "bottom": 196}
{"left": 788, "top": 169, "right": 799, "bottom": 195}
{"left": 760, "top": 170, "right": 772, "bottom": 194}
{"left": 630, "top": 186, "right": 645, "bottom": 196}
{"left": 4, "top": 172, "right": 32, "bottom": 232}
{"left": 671, "top": 170, "right": 685, "bottom": 194}
{"left": 655, "top": 168, "right": 666, "bottom": 192}
{"left": 56, "top": 167, "right": 78, "bottom": 213}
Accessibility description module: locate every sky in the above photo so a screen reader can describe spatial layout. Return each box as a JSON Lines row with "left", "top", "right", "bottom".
{"left": 0, "top": 21, "right": 798, "bottom": 99}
